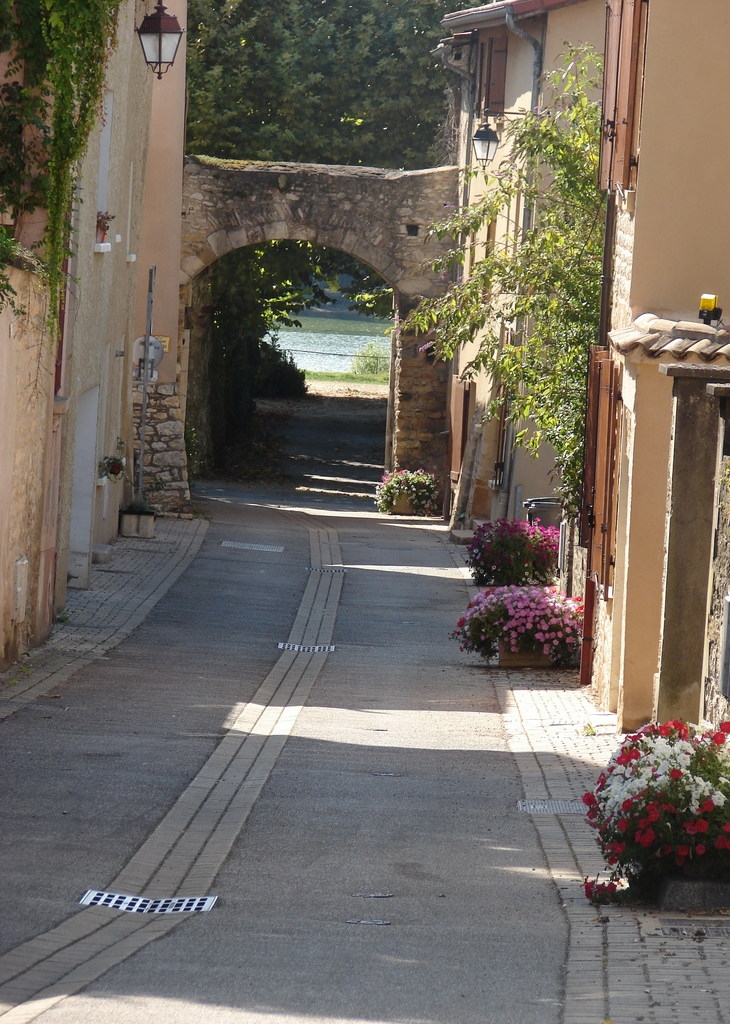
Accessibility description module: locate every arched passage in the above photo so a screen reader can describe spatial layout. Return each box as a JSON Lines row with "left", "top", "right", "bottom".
{"left": 142, "top": 158, "right": 459, "bottom": 512}
{"left": 180, "top": 159, "right": 458, "bottom": 478}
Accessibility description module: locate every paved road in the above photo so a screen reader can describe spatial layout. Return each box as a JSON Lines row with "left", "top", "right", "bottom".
{"left": 0, "top": 483, "right": 568, "bottom": 1023}
{"left": 3, "top": 390, "right": 730, "bottom": 1022}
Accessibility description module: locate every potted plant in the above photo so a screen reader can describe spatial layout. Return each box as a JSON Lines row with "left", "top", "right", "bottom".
{"left": 583, "top": 720, "right": 730, "bottom": 903}
{"left": 119, "top": 497, "right": 155, "bottom": 538}
{"left": 96, "top": 210, "right": 114, "bottom": 243}
{"left": 374, "top": 467, "right": 440, "bottom": 516}
{"left": 98, "top": 454, "right": 126, "bottom": 481}
{"left": 466, "top": 518, "right": 559, "bottom": 587}
{"left": 451, "top": 584, "right": 583, "bottom": 667}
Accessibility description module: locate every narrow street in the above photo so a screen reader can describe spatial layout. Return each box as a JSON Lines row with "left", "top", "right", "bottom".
{"left": 1, "top": 389, "right": 728, "bottom": 1023}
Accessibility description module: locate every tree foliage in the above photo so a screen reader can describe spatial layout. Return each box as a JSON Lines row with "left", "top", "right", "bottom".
{"left": 408, "top": 47, "right": 605, "bottom": 512}
{"left": 186, "top": 0, "right": 453, "bottom": 170}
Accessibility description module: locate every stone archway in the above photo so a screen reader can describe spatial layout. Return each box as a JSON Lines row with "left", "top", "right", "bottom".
{"left": 180, "top": 158, "right": 458, "bottom": 480}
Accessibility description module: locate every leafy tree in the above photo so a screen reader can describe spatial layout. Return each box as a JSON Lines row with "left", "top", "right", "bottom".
{"left": 408, "top": 47, "right": 605, "bottom": 513}
{"left": 186, "top": 0, "right": 453, "bottom": 170}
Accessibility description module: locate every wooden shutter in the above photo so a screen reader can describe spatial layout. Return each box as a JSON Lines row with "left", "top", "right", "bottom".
{"left": 478, "top": 32, "right": 508, "bottom": 116}
{"left": 448, "top": 376, "right": 475, "bottom": 485}
{"left": 582, "top": 348, "right": 621, "bottom": 590}
{"left": 599, "top": 0, "right": 646, "bottom": 191}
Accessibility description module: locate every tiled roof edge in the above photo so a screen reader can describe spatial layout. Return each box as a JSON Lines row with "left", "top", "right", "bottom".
{"left": 610, "top": 314, "right": 730, "bottom": 362}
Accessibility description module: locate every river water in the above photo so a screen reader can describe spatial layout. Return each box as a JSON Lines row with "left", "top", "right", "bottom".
{"left": 274, "top": 311, "right": 391, "bottom": 374}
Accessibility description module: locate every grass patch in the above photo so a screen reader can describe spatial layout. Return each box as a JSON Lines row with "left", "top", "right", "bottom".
{"left": 305, "top": 370, "right": 388, "bottom": 385}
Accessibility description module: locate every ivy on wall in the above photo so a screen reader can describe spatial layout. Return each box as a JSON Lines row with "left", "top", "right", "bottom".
{"left": 0, "top": 0, "right": 123, "bottom": 325}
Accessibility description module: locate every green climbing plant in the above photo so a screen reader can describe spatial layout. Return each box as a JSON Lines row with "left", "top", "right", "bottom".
{"left": 0, "top": 0, "right": 123, "bottom": 326}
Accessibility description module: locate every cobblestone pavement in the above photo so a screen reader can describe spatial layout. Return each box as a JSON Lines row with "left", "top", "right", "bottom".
{"left": 496, "top": 669, "right": 730, "bottom": 1024}
{"left": 2, "top": 511, "right": 730, "bottom": 1022}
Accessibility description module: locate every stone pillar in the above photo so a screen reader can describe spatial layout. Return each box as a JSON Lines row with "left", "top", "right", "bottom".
{"left": 132, "top": 381, "right": 192, "bottom": 515}
{"left": 391, "top": 293, "right": 449, "bottom": 483}
{"left": 655, "top": 365, "right": 730, "bottom": 722}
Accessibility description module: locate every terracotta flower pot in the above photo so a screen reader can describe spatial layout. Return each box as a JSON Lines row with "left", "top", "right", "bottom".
{"left": 498, "top": 642, "right": 554, "bottom": 668}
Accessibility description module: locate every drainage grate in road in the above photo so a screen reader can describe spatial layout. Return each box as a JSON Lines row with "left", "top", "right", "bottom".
{"left": 659, "top": 919, "right": 730, "bottom": 938}
{"left": 308, "top": 567, "right": 347, "bottom": 573}
{"left": 277, "top": 642, "right": 335, "bottom": 653}
{"left": 0, "top": 698, "right": 68, "bottom": 712}
{"left": 221, "top": 540, "right": 284, "bottom": 553}
{"left": 518, "top": 799, "right": 585, "bottom": 815}
{"left": 80, "top": 890, "right": 218, "bottom": 914}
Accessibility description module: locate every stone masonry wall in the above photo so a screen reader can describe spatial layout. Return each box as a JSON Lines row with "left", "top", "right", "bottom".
{"left": 132, "top": 381, "right": 191, "bottom": 514}
{"left": 704, "top": 455, "right": 730, "bottom": 726}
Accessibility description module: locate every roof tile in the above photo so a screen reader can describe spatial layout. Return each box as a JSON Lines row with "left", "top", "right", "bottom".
{"left": 610, "top": 315, "right": 730, "bottom": 362}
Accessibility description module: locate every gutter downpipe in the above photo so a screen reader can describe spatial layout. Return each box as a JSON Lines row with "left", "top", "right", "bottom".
{"left": 500, "top": 9, "right": 544, "bottom": 511}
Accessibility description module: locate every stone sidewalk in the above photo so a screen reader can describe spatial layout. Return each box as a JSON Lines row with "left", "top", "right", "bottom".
{"left": 2, "top": 513, "right": 730, "bottom": 1023}
{"left": 0, "top": 517, "right": 207, "bottom": 719}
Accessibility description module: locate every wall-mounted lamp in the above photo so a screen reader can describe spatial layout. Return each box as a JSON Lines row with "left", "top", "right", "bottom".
{"left": 136, "top": 1, "right": 184, "bottom": 79}
{"left": 699, "top": 293, "right": 723, "bottom": 326}
{"left": 472, "top": 120, "right": 500, "bottom": 167}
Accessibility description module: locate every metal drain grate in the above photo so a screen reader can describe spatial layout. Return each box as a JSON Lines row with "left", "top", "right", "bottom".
{"left": 518, "top": 799, "right": 585, "bottom": 815}
{"left": 221, "top": 541, "right": 284, "bottom": 553}
{"left": 80, "top": 890, "right": 217, "bottom": 914}
{"left": 0, "top": 698, "right": 68, "bottom": 712}
{"left": 278, "top": 642, "right": 335, "bottom": 653}
{"left": 660, "top": 919, "right": 730, "bottom": 938}
{"left": 309, "top": 567, "right": 347, "bottom": 573}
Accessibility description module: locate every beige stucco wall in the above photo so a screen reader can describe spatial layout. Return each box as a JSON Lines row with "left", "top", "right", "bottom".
{"left": 56, "top": 0, "right": 153, "bottom": 593}
{"left": 0, "top": 269, "right": 55, "bottom": 665}
{"left": 134, "top": 0, "right": 187, "bottom": 387}
{"left": 612, "top": 356, "right": 674, "bottom": 730}
{"left": 629, "top": 2, "right": 730, "bottom": 320}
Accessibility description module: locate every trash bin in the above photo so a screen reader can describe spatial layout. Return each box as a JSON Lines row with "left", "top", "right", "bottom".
{"left": 523, "top": 496, "right": 563, "bottom": 529}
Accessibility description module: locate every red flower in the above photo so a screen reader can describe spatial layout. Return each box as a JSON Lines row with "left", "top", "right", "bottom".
{"left": 669, "top": 769, "right": 683, "bottom": 780}
{"left": 696, "top": 844, "right": 707, "bottom": 856}
{"left": 720, "top": 721, "right": 730, "bottom": 734}
{"left": 695, "top": 818, "right": 710, "bottom": 833}
{"left": 636, "top": 828, "right": 655, "bottom": 848}
{"left": 700, "top": 799, "right": 715, "bottom": 813}
{"left": 714, "top": 732, "right": 726, "bottom": 745}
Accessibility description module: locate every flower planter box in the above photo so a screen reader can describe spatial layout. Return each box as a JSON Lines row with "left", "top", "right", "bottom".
{"left": 498, "top": 643, "right": 553, "bottom": 669}
{"left": 119, "top": 512, "right": 155, "bottom": 538}
{"left": 658, "top": 878, "right": 730, "bottom": 911}
{"left": 391, "top": 494, "right": 414, "bottom": 515}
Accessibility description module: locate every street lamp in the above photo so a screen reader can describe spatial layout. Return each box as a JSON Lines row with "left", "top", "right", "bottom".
{"left": 472, "top": 120, "right": 500, "bottom": 167}
{"left": 136, "top": 1, "right": 184, "bottom": 79}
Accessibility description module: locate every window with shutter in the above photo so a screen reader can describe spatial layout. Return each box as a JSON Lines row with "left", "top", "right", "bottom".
{"left": 478, "top": 32, "right": 508, "bottom": 116}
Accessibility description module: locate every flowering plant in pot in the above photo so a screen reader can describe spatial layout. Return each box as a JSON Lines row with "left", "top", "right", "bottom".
{"left": 466, "top": 518, "right": 559, "bottom": 587}
{"left": 582, "top": 720, "right": 730, "bottom": 901}
{"left": 374, "top": 467, "right": 440, "bottom": 515}
{"left": 99, "top": 454, "right": 126, "bottom": 480}
{"left": 451, "top": 584, "right": 582, "bottom": 666}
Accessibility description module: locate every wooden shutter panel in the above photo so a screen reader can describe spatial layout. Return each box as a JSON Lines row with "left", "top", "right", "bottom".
{"left": 599, "top": 0, "right": 645, "bottom": 191}
{"left": 446, "top": 378, "right": 475, "bottom": 485}
{"left": 581, "top": 348, "right": 621, "bottom": 590}
{"left": 580, "top": 347, "right": 608, "bottom": 545}
{"left": 599, "top": 0, "right": 622, "bottom": 190}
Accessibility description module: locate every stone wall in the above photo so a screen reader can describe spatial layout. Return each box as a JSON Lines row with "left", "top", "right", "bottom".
{"left": 180, "top": 159, "right": 459, "bottom": 486}
{"left": 132, "top": 380, "right": 191, "bottom": 514}
{"left": 705, "top": 455, "right": 730, "bottom": 725}
{"left": 390, "top": 320, "right": 449, "bottom": 480}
